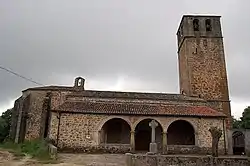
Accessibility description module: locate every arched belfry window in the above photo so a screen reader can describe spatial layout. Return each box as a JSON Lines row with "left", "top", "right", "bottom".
{"left": 193, "top": 19, "right": 199, "bottom": 31}
{"left": 206, "top": 19, "right": 212, "bottom": 31}
{"left": 74, "top": 77, "right": 85, "bottom": 90}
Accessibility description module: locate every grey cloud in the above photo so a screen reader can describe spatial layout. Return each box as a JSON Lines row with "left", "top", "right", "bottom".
{"left": 0, "top": 0, "right": 250, "bottom": 113}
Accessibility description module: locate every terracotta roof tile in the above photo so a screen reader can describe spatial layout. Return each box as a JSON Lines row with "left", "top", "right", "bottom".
{"left": 57, "top": 101, "right": 226, "bottom": 117}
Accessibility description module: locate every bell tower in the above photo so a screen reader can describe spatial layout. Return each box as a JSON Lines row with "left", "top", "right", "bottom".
{"left": 177, "top": 15, "right": 231, "bottom": 128}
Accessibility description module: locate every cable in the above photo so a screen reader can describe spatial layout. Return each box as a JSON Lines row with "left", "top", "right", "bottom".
{"left": 0, "top": 65, "right": 44, "bottom": 86}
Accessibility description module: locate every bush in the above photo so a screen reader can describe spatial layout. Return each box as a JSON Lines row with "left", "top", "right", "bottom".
{"left": 21, "top": 139, "right": 51, "bottom": 160}
{"left": 0, "top": 139, "right": 52, "bottom": 161}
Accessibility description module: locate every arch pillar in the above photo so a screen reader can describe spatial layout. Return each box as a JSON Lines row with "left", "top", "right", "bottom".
{"left": 130, "top": 130, "right": 135, "bottom": 152}
{"left": 195, "top": 131, "right": 199, "bottom": 146}
{"left": 162, "top": 131, "right": 167, "bottom": 152}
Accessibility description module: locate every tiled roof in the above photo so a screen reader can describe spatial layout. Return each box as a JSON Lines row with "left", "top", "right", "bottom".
{"left": 57, "top": 101, "right": 226, "bottom": 117}
{"left": 23, "top": 86, "right": 204, "bottom": 101}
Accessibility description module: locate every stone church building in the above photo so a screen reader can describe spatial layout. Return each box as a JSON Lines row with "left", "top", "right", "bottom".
{"left": 10, "top": 15, "right": 233, "bottom": 154}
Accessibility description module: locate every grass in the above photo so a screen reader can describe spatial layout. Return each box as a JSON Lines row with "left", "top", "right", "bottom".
{"left": 0, "top": 139, "right": 56, "bottom": 163}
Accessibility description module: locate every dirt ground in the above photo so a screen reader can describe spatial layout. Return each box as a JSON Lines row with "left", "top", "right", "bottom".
{"left": 0, "top": 150, "right": 126, "bottom": 166}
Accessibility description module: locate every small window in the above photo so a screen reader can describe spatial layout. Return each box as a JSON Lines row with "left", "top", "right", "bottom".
{"left": 193, "top": 19, "right": 199, "bottom": 31}
{"left": 206, "top": 19, "right": 212, "bottom": 31}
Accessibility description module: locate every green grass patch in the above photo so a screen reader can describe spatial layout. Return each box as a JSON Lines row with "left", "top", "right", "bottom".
{"left": 0, "top": 139, "right": 54, "bottom": 162}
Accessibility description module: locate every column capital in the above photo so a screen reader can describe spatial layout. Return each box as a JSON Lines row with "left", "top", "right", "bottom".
{"left": 130, "top": 130, "right": 135, "bottom": 134}
{"left": 162, "top": 131, "right": 167, "bottom": 134}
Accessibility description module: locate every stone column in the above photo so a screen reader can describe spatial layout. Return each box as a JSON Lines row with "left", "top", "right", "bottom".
{"left": 130, "top": 130, "right": 135, "bottom": 152}
{"left": 162, "top": 131, "right": 167, "bottom": 153}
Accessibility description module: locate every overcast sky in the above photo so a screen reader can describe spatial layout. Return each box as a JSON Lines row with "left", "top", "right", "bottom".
{"left": 0, "top": 0, "right": 249, "bottom": 118}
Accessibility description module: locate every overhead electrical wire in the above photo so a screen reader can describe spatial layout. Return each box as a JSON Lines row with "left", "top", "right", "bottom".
{"left": 0, "top": 65, "right": 44, "bottom": 86}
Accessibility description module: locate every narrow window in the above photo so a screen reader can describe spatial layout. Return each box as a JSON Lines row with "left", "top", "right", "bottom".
{"left": 206, "top": 19, "right": 212, "bottom": 31}
{"left": 193, "top": 19, "right": 199, "bottom": 31}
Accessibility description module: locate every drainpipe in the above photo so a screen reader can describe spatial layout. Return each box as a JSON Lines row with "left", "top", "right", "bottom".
{"left": 223, "top": 118, "right": 227, "bottom": 155}
{"left": 56, "top": 112, "right": 61, "bottom": 147}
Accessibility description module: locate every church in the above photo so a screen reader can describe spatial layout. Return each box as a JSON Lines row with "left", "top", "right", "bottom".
{"left": 10, "top": 15, "right": 233, "bottom": 155}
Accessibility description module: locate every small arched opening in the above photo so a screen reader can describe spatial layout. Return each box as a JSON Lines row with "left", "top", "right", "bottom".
{"left": 100, "top": 118, "right": 131, "bottom": 144}
{"left": 135, "top": 119, "right": 163, "bottom": 151}
{"left": 167, "top": 120, "right": 195, "bottom": 145}
{"left": 232, "top": 131, "right": 245, "bottom": 155}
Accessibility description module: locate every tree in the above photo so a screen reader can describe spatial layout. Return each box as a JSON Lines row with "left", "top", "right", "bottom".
{"left": 232, "top": 116, "right": 242, "bottom": 129}
{"left": 0, "top": 108, "right": 12, "bottom": 142}
{"left": 209, "top": 126, "right": 222, "bottom": 157}
{"left": 240, "top": 106, "right": 250, "bottom": 129}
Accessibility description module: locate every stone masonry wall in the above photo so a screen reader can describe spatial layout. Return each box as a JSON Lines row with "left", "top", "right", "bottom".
{"left": 48, "top": 113, "right": 226, "bottom": 154}
{"left": 25, "top": 90, "right": 47, "bottom": 140}
{"left": 18, "top": 94, "right": 31, "bottom": 143}
{"left": 14, "top": 97, "right": 24, "bottom": 143}
{"left": 126, "top": 153, "right": 250, "bottom": 166}
{"left": 178, "top": 37, "right": 231, "bottom": 128}
{"left": 54, "top": 113, "right": 109, "bottom": 149}
{"left": 198, "top": 118, "right": 225, "bottom": 151}
{"left": 48, "top": 112, "right": 59, "bottom": 143}
{"left": 185, "top": 38, "right": 228, "bottom": 100}
{"left": 10, "top": 97, "right": 22, "bottom": 141}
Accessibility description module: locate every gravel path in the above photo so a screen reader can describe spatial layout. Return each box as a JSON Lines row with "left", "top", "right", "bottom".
{"left": 0, "top": 150, "right": 126, "bottom": 166}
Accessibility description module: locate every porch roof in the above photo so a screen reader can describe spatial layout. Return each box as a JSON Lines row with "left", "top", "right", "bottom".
{"left": 56, "top": 101, "right": 226, "bottom": 118}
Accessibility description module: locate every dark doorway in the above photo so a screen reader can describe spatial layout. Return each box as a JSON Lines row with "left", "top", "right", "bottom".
{"left": 233, "top": 131, "right": 245, "bottom": 155}
{"left": 167, "top": 120, "right": 195, "bottom": 145}
{"left": 135, "top": 119, "right": 163, "bottom": 151}
{"left": 100, "top": 118, "right": 131, "bottom": 144}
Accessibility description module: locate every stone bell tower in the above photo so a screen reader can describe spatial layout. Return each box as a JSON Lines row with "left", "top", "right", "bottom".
{"left": 177, "top": 15, "right": 232, "bottom": 128}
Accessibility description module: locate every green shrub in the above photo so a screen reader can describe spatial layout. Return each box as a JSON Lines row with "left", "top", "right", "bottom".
{"left": 0, "top": 139, "right": 52, "bottom": 161}
{"left": 21, "top": 139, "right": 51, "bottom": 160}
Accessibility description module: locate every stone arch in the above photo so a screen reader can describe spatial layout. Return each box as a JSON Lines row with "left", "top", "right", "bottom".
{"left": 98, "top": 116, "right": 131, "bottom": 131}
{"left": 134, "top": 118, "right": 163, "bottom": 151}
{"left": 99, "top": 117, "right": 131, "bottom": 144}
{"left": 132, "top": 117, "right": 164, "bottom": 131}
{"left": 165, "top": 118, "right": 197, "bottom": 134}
{"left": 232, "top": 131, "right": 245, "bottom": 155}
{"left": 167, "top": 119, "right": 195, "bottom": 145}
